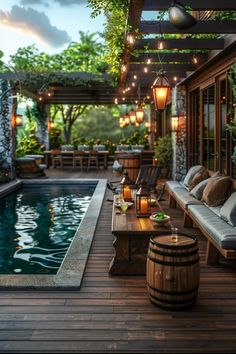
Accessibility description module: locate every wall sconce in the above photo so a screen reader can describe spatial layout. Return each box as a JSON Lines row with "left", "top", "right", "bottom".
{"left": 136, "top": 183, "right": 151, "bottom": 218}
{"left": 171, "top": 115, "right": 179, "bottom": 131}
{"left": 151, "top": 70, "right": 171, "bottom": 111}
{"left": 120, "top": 171, "right": 133, "bottom": 201}
{"left": 15, "top": 114, "right": 23, "bottom": 127}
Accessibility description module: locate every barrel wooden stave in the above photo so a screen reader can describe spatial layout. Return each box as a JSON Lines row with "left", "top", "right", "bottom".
{"left": 117, "top": 154, "right": 140, "bottom": 183}
{"left": 146, "top": 234, "right": 200, "bottom": 310}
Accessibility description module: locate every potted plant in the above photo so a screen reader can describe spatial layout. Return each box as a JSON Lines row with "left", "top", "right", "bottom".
{"left": 154, "top": 135, "right": 172, "bottom": 178}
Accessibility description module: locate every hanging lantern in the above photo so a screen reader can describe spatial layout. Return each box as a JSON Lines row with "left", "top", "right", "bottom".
{"left": 124, "top": 113, "right": 130, "bottom": 125}
{"left": 120, "top": 171, "right": 133, "bottom": 202}
{"left": 15, "top": 114, "right": 23, "bottom": 127}
{"left": 171, "top": 115, "right": 179, "bottom": 132}
{"left": 151, "top": 70, "right": 171, "bottom": 111}
{"left": 136, "top": 106, "right": 145, "bottom": 124}
{"left": 135, "top": 183, "right": 151, "bottom": 218}
{"left": 129, "top": 110, "right": 136, "bottom": 125}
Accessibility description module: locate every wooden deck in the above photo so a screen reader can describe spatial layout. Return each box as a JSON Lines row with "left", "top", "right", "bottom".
{"left": 0, "top": 167, "right": 236, "bottom": 353}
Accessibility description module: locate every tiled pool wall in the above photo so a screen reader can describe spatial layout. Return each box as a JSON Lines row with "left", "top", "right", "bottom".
{"left": 0, "top": 179, "right": 107, "bottom": 289}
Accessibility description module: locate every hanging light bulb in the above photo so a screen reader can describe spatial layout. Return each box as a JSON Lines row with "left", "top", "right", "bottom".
{"left": 151, "top": 70, "right": 171, "bottom": 111}
{"left": 121, "top": 64, "right": 127, "bottom": 73}
{"left": 133, "top": 75, "right": 137, "bottom": 80}
{"left": 192, "top": 55, "right": 198, "bottom": 64}
{"left": 144, "top": 67, "right": 148, "bottom": 73}
{"left": 157, "top": 38, "right": 166, "bottom": 50}
{"left": 114, "top": 97, "right": 118, "bottom": 104}
{"left": 127, "top": 33, "right": 135, "bottom": 46}
{"left": 146, "top": 57, "right": 152, "bottom": 65}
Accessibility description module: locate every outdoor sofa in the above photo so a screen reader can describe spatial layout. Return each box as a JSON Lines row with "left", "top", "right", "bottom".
{"left": 165, "top": 165, "right": 236, "bottom": 265}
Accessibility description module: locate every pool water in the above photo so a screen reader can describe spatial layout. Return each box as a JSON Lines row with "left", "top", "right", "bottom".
{"left": 0, "top": 184, "right": 96, "bottom": 274}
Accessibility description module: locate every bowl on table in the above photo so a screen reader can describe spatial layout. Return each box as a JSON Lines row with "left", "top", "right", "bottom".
{"left": 149, "top": 211, "right": 171, "bottom": 224}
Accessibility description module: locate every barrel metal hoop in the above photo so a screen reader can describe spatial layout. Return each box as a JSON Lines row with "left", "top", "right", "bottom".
{"left": 147, "top": 255, "right": 199, "bottom": 267}
{"left": 147, "top": 282, "right": 199, "bottom": 296}
{"left": 148, "top": 247, "right": 198, "bottom": 258}
{"left": 148, "top": 292, "right": 197, "bottom": 305}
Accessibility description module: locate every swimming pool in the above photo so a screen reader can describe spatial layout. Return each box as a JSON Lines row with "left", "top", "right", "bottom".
{"left": 0, "top": 179, "right": 106, "bottom": 289}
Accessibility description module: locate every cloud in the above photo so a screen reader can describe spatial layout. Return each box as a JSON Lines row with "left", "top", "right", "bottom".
{"left": 20, "top": 0, "right": 49, "bottom": 6}
{"left": 0, "top": 5, "right": 71, "bottom": 48}
{"left": 53, "top": 0, "right": 87, "bottom": 5}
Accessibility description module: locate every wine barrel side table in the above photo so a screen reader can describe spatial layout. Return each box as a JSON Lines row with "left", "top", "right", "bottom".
{"left": 146, "top": 233, "right": 200, "bottom": 310}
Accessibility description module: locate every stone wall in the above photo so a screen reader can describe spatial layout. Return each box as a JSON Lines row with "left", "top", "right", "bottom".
{"left": 0, "top": 80, "right": 16, "bottom": 180}
{"left": 171, "top": 85, "right": 187, "bottom": 181}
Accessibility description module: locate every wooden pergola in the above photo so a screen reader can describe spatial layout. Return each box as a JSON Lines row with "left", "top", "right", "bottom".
{"left": 120, "top": 0, "right": 236, "bottom": 93}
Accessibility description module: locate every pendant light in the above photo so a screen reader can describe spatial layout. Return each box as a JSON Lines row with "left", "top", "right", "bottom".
{"left": 151, "top": 70, "right": 171, "bottom": 111}
{"left": 135, "top": 85, "right": 145, "bottom": 124}
{"left": 168, "top": 1, "right": 197, "bottom": 29}
{"left": 129, "top": 110, "right": 137, "bottom": 125}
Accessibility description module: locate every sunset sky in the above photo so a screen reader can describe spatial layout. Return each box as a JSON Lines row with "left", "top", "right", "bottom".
{"left": 0, "top": 0, "right": 105, "bottom": 62}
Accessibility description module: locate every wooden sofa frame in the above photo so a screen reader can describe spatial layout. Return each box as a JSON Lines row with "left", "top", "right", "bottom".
{"left": 167, "top": 173, "right": 236, "bottom": 265}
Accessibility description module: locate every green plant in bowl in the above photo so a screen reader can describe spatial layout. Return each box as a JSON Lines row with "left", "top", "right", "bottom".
{"left": 154, "top": 211, "right": 166, "bottom": 220}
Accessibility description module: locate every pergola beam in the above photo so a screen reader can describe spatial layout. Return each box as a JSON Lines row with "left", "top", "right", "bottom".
{"left": 130, "top": 52, "right": 207, "bottom": 63}
{"left": 143, "top": 0, "right": 236, "bottom": 11}
{"left": 129, "top": 63, "right": 196, "bottom": 71}
{"left": 134, "top": 38, "right": 224, "bottom": 50}
{"left": 140, "top": 21, "right": 236, "bottom": 34}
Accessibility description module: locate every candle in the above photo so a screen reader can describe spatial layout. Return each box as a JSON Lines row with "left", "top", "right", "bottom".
{"left": 140, "top": 198, "right": 148, "bottom": 214}
{"left": 123, "top": 186, "right": 132, "bottom": 200}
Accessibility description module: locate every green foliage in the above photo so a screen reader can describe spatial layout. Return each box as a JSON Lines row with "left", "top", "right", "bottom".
{"left": 88, "top": 0, "right": 129, "bottom": 77}
{"left": 49, "top": 128, "right": 64, "bottom": 149}
{"left": 226, "top": 118, "right": 236, "bottom": 139}
{"left": 119, "top": 129, "right": 149, "bottom": 148}
{"left": 10, "top": 31, "right": 106, "bottom": 74}
{"left": 154, "top": 135, "right": 172, "bottom": 168}
{"left": 16, "top": 127, "right": 44, "bottom": 157}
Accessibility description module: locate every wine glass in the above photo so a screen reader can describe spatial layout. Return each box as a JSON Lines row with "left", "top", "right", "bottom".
{"left": 120, "top": 199, "right": 129, "bottom": 216}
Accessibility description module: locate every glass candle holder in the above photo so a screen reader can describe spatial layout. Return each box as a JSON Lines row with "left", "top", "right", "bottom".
{"left": 171, "top": 227, "right": 178, "bottom": 243}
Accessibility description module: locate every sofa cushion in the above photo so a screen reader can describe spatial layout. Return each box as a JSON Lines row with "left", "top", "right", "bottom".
{"left": 165, "top": 180, "right": 182, "bottom": 192}
{"left": 183, "top": 165, "right": 204, "bottom": 188}
{"left": 188, "top": 204, "right": 236, "bottom": 249}
{"left": 201, "top": 176, "right": 231, "bottom": 207}
{"left": 171, "top": 187, "right": 202, "bottom": 209}
{"left": 220, "top": 192, "right": 236, "bottom": 227}
{"left": 189, "top": 168, "right": 209, "bottom": 191}
{"left": 190, "top": 178, "right": 211, "bottom": 200}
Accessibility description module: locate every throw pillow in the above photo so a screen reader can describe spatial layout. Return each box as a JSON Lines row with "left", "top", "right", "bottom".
{"left": 220, "top": 192, "right": 236, "bottom": 227}
{"left": 183, "top": 165, "right": 205, "bottom": 188}
{"left": 201, "top": 176, "right": 231, "bottom": 207}
{"left": 189, "top": 168, "right": 209, "bottom": 191}
{"left": 190, "top": 178, "right": 211, "bottom": 200}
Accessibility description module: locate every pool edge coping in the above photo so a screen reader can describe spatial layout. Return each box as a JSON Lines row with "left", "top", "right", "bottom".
{"left": 0, "top": 178, "right": 107, "bottom": 290}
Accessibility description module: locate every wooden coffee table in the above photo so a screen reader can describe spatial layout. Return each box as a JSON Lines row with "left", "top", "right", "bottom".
{"left": 109, "top": 199, "right": 172, "bottom": 275}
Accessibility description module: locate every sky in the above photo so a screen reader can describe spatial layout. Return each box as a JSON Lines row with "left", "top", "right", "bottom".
{"left": 0, "top": 0, "right": 105, "bottom": 63}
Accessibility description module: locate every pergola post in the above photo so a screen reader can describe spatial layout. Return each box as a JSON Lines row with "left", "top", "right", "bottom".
{"left": 171, "top": 85, "right": 187, "bottom": 181}
{"left": 0, "top": 80, "right": 16, "bottom": 180}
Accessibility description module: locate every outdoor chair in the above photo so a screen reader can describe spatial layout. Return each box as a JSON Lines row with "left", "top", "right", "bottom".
{"left": 51, "top": 149, "right": 62, "bottom": 168}
{"left": 73, "top": 150, "right": 88, "bottom": 170}
{"left": 107, "top": 164, "right": 162, "bottom": 199}
{"left": 87, "top": 150, "right": 99, "bottom": 170}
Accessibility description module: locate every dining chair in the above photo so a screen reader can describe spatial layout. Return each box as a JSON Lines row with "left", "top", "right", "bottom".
{"left": 87, "top": 150, "right": 99, "bottom": 170}
{"left": 73, "top": 150, "right": 87, "bottom": 170}
{"left": 51, "top": 149, "right": 62, "bottom": 168}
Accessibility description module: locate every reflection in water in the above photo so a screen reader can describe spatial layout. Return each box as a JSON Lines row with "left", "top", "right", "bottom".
{"left": 0, "top": 185, "right": 95, "bottom": 274}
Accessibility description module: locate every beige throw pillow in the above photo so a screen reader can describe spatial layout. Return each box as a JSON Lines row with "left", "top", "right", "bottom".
{"left": 189, "top": 168, "right": 209, "bottom": 191}
{"left": 201, "top": 176, "right": 231, "bottom": 207}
